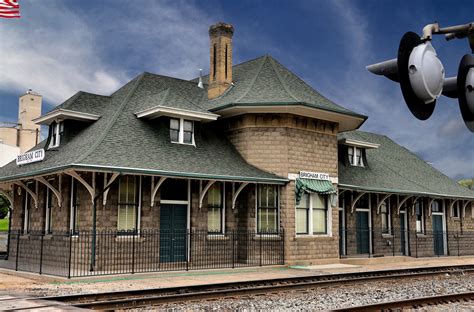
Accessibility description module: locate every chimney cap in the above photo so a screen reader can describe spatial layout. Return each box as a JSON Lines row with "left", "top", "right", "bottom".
{"left": 209, "top": 22, "right": 234, "bottom": 37}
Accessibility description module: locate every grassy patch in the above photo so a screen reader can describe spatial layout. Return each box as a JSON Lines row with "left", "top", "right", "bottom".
{"left": 0, "top": 218, "right": 9, "bottom": 231}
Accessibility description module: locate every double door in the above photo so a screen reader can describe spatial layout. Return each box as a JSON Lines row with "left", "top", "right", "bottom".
{"left": 160, "top": 204, "right": 187, "bottom": 262}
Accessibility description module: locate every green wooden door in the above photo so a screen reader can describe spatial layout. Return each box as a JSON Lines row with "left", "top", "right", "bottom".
{"left": 356, "top": 211, "right": 369, "bottom": 254}
{"left": 160, "top": 204, "right": 187, "bottom": 262}
{"left": 432, "top": 215, "right": 444, "bottom": 256}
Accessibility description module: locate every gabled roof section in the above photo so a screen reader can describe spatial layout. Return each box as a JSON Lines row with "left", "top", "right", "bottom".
{"left": 338, "top": 130, "right": 474, "bottom": 199}
{"left": 0, "top": 72, "right": 286, "bottom": 184}
{"left": 134, "top": 88, "right": 218, "bottom": 122}
{"left": 194, "top": 55, "right": 367, "bottom": 131}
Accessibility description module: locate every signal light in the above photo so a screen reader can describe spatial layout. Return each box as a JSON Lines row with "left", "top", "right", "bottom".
{"left": 366, "top": 22, "right": 474, "bottom": 132}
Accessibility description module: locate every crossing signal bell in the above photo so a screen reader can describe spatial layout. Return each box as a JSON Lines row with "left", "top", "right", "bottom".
{"left": 367, "top": 23, "right": 474, "bottom": 132}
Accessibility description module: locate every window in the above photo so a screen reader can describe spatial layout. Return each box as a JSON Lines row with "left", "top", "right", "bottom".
{"left": 207, "top": 183, "right": 223, "bottom": 233}
{"left": 22, "top": 191, "right": 30, "bottom": 234}
{"left": 118, "top": 176, "right": 139, "bottom": 234}
{"left": 431, "top": 200, "right": 441, "bottom": 213}
{"left": 257, "top": 185, "right": 278, "bottom": 233}
{"left": 296, "top": 193, "right": 328, "bottom": 235}
{"left": 45, "top": 187, "right": 53, "bottom": 234}
{"left": 452, "top": 201, "right": 460, "bottom": 218}
{"left": 415, "top": 200, "right": 425, "bottom": 233}
{"left": 49, "top": 121, "right": 63, "bottom": 148}
{"left": 380, "top": 199, "right": 391, "bottom": 234}
{"left": 70, "top": 178, "right": 80, "bottom": 235}
{"left": 348, "top": 146, "right": 364, "bottom": 167}
{"left": 170, "top": 118, "right": 194, "bottom": 145}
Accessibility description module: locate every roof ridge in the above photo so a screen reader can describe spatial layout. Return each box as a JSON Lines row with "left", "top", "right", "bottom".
{"left": 75, "top": 73, "right": 146, "bottom": 164}
{"left": 267, "top": 56, "right": 299, "bottom": 102}
{"left": 233, "top": 55, "right": 269, "bottom": 103}
{"left": 144, "top": 71, "right": 203, "bottom": 87}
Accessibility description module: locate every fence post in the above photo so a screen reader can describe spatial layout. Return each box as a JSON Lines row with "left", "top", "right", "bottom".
{"left": 457, "top": 231, "right": 460, "bottom": 257}
{"left": 68, "top": 230, "right": 73, "bottom": 279}
{"left": 415, "top": 232, "right": 418, "bottom": 258}
{"left": 232, "top": 230, "right": 235, "bottom": 269}
{"left": 186, "top": 230, "right": 189, "bottom": 272}
{"left": 281, "top": 228, "right": 285, "bottom": 264}
{"left": 392, "top": 230, "right": 395, "bottom": 257}
{"left": 15, "top": 231, "right": 20, "bottom": 271}
{"left": 132, "top": 232, "right": 136, "bottom": 274}
{"left": 39, "top": 233, "right": 44, "bottom": 275}
{"left": 259, "top": 232, "right": 262, "bottom": 267}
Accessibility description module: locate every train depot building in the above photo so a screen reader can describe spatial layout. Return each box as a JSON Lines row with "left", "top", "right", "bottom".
{"left": 0, "top": 23, "right": 473, "bottom": 277}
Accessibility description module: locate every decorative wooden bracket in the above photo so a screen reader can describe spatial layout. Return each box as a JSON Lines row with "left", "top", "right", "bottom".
{"left": 462, "top": 200, "right": 471, "bottom": 219}
{"left": 410, "top": 197, "right": 420, "bottom": 216}
{"left": 376, "top": 193, "right": 391, "bottom": 215}
{"left": 428, "top": 198, "right": 436, "bottom": 216}
{"left": 199, "top": 180, "right": 216, "bottom": 209}
{"left": 397, "top": 195, "right": 413, "bottom": 215}
{"left": 15, "top": 181, "right": 38, "bottom": 209}
{"left": 350, "top": 192, "right": 366, "bottom": 213}
{"left": 232, "top": 182, "right": 249, "bottom": 210}
{"left": 36, "top": 176, "right": 62, "bottom": 208}
{"left": 103, "top": 173, "right": 120, "bottom": 206}
{"left": 66, "top": 170, "right": 95, "bottom": 203}
{"left": 448, "top": 199, "right": 460, "bottom": 217}
{"left": 151, "top": 177, "right": 167, "bottom": 207}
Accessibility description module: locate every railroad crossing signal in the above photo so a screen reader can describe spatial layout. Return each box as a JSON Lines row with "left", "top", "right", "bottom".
{"left": 367, "top": 22, "right": 474, "bottom": 132}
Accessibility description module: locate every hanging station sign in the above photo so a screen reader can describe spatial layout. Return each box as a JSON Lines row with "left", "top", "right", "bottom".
{"left": 299, "top": 171, "right": 330, "bottom": 181}
{"left": 16, "top": 148, "right": 45, "bottom": 166}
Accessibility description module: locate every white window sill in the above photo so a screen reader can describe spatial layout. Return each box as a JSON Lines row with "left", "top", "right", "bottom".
{"left": 381, "top": 233, "right": 393, "bottom": 238}
{"left": 207, "top": 234, "right": 228, "bottom": 240}
{"left": 416, "top": 233, "right": 427, "bottom": 237}
{"left": 115, "top": 235, "right": 144, "bottom": 242}
{"left": 295, "top": 233, "right": 332, "bottom": 239}
{"left": 171, "top": 141, "right": 195, "bottom": 147}
{"left": 253, "top": 234, "right": 282, "bottom": 240}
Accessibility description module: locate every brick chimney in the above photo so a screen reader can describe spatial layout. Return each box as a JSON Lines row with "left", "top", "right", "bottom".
{"left": 208, "top": 22, "right": 234, "bottom": 99}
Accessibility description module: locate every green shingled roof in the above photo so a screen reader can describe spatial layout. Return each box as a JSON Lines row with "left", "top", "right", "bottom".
{"left": 0, "top": 73, "right": 286, "bottom": 183}
{"left": 338, "top": 130, "right": 474, "bottom": 199}
{"left": 196, "top": 55, "right": 366, "bottom": 119}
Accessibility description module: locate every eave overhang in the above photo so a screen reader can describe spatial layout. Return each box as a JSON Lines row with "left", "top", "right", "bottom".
{"left": 135, "top": 105, "right": 219, "bottom": 122}
{"left": 0, "top": 163, "right": 288, "bottom": 185}
{"left": 338, "top": 138, "right": 380, "bottom": 149}
{"left": 210, "top": 102, "right": 367, "bottom": 132}
{"left": 338, "top": 183, "right": 474, "bottom": 200}
{"left": 33, "top": 109, "right": 101, "bottom": 125}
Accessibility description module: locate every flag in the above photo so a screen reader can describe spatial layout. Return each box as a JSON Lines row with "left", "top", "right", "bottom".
{"left": 0, "top": 0, "right": 20, "bottom": 18}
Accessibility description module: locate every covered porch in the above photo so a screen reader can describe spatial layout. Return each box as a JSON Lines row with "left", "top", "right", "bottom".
{"left": 0, "top": 168, "right": 287, "bottom": 277}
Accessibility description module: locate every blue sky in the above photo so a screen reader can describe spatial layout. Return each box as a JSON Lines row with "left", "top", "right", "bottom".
{"left": 0, "top": 0, "right": 472, "bottom": 180}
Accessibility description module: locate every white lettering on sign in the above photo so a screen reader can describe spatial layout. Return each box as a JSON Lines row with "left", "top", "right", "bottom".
{"left": 299, "top": 171, "right": 330, "bottom": 181}
{"left": 16, "top": 149, "right": 45, "bottom": 166}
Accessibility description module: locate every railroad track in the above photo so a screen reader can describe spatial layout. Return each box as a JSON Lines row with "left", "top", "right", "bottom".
{"left": 42, "top": 264, "right": 474, "bottom": 310}
{"left": 333, "top": 291, "right": 474, "bottom": 311}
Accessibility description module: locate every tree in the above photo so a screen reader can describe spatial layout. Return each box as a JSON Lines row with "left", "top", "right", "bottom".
{"left": 0, "top": 194, "right": 9, "bottom": 219}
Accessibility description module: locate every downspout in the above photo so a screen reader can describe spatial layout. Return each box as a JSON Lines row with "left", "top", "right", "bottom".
{"left": 90, "top": 173, "right": 121, "bottom": 272}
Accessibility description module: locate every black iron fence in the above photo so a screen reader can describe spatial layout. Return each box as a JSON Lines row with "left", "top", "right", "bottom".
{"left": 340, "top": 228, "right": 474, "bottom": 258}
{"left": 2, "top": 229, "right": 285, "bottom": 278}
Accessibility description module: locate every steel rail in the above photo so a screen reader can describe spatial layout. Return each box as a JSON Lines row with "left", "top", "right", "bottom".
{"left": 332, "top": 291, "right": 474, "bottom": 311}
{"left": 41, "top": 264, "right": 474, "bottom": 310}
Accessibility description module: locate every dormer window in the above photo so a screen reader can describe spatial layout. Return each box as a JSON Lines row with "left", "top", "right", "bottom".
{"left": 49, "top": 121, "right": 63, "bottom": 148}
{"left": 170, "top": 118, "right": 194, "bottom": 145}
{"left": 348, "top": 146, "right": 363, "bottom": 167}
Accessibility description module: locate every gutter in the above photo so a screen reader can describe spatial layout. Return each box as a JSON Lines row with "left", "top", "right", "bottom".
{"left": 338, "top": 183, "right": 474, "bottom": 200}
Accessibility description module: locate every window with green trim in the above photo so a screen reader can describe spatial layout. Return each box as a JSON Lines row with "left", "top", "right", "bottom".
{"left": 207, "top": 183, "right": 223, "bottom": 233}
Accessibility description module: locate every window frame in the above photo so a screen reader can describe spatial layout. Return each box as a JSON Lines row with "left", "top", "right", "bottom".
{"left": 415, "top": 200, "right": 425, "bottom": 234}
{"left": 257, "top": 184, "right": 279, "bottom": 234}
{"left": 44, "top": 186, "right": 53, "bottom": 234}
{"left": 117, "top": 175, "right": 141, "bottom": 235}
{"left": 380, "top": 198, "right": 391, "bottom": 234}
{"left": 49, "top": 121, "right": 63, "bottom": 148}
{"left": 207, "top": 182, "right": 225, "bottom": 234}
{"left": 295, "top": 192, "right": 329, "bottom": 236}
{"left": 348, "top": 146, "right": 364, "bottom": 167}
{"left": 452, "top": 201, "right": 460, "bottom": 218}
{"left": 169, "top": 118, "right": 195, "bottom": 146}
{"left": 69, "top": 178, "right": 80, "bottom": 235}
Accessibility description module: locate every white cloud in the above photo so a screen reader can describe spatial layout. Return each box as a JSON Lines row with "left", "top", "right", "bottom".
{"left": 0, "top": 0, "right": 214, "bottom": 105}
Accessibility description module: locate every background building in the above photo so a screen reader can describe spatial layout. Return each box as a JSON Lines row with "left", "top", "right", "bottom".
{"left": 0, "top": 90, "right": 42, "bottom": 167}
